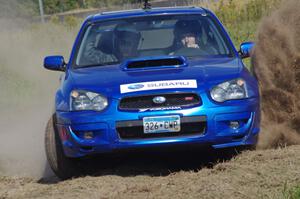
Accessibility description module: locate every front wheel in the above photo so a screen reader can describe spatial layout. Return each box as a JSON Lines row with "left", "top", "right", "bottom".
{"left": 45, "top": 115, "right": 80, "bottom": 180}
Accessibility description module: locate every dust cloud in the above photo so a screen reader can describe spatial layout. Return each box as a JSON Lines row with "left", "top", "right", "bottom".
{"left": 0, "top": 1, "right": 77, "bottom": 178}
{"left": 253, "top": 0, "right": 300, "bottom": 148}
{"left": 1, "top": 0, "right": 300, "bottom": 179}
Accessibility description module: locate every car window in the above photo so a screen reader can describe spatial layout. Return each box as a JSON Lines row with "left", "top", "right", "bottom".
{"left": 74, "top": 14, "right": 235, "bottom": 68}
{"left": 139, "top": 29, "right": 174, "bottom": 50}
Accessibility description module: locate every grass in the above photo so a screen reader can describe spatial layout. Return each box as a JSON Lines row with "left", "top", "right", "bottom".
{"left": 283, "top": 185, "right": 300, "bottom": 199}
{"left": 197, "top": 0, "right": 281, "bottom": 45}
{"left": 194, "top": 0, "right": 282, "bottom": 69}
{"left": 1, "top": 144, "right": 300, "bottom": 199}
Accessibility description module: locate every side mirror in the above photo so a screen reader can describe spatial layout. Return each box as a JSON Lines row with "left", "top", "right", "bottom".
{"left": 239, "top": 42, "right": 254, "bottom": 59}
{"left": 44, "top": 56, "right": 66, "bottom": 71}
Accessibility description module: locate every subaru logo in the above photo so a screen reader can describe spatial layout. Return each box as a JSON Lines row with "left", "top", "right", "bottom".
{"left": 128, "top": 84, "right": 144, "bottom": 90}
{"left": 153, "top": 96, "right": 166, "bottom": 104}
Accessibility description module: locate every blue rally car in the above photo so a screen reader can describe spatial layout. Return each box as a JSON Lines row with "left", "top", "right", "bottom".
{"left": 44, "top": 5, "right": 259, "bottom": 179}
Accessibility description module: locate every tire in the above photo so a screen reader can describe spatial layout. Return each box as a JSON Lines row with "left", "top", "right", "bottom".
{"left": 45, "top": 115, "right": 80, "bottom": 180}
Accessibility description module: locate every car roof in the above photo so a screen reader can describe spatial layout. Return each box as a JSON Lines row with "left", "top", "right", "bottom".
{"left": 87, "top": 6, "right": 209, "bottom": 22}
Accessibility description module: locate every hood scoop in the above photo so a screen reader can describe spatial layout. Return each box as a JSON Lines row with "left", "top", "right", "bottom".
{"left": 122, "top": 56, "right": 188, "bottom": 71}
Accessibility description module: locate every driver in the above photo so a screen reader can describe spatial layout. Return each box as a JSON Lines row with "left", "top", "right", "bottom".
{"left": 84, "top": 22, "right": 141, "bottom": 65}
{"left": 113, "top": 23, "right": 141, "bottom": 60}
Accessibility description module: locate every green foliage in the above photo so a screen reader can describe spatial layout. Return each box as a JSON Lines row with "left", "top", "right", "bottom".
{"left": 49, "top": 15, "right": 60, "bottom": 24}
{"left": 282, "top": 184, "right": 300, "bottom": 199}
{"left": 214, "top": 0, "right": 281, "bottom": 47}
{"left": 202, "top": 0, "right": 281, "bottom": 69}
{"left": 0, "top": 0, "right": 37, "bottom": 17}
{"left": 42, "top": 0, "right": 79, "bottom": 14}
{"left": 64, "top": 15, "right": 81, "bottom": 29}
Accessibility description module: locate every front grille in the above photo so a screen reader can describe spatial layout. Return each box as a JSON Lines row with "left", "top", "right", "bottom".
{"left": 119, "top": 93, "right": 201, "bottom": 111}
{"left": 116, "top": 116, "right": 206, "bottom": 139}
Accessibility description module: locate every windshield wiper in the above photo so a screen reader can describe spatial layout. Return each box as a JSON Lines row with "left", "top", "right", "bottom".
{"left": 75, "top": 61, "right": 120, "bottom": 69}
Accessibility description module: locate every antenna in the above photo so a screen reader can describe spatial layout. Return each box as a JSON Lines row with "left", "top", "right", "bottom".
{"left": 143, "top": 0, "right": 151, "bottom": 10}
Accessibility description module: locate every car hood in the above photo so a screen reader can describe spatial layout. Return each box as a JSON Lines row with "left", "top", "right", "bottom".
{"left": 68, "top": 57, "right": 242, "bottom": 99}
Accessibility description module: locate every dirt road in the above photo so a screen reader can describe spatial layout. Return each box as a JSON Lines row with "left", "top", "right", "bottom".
{"left": 1, "top": 145, "right": 299, "bottom": 199}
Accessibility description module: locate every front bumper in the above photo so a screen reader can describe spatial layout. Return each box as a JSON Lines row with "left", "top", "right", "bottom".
{"left": 56, "top": 98, "right": 260, "bottom": 158}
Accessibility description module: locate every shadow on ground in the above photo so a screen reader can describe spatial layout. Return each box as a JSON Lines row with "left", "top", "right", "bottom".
{"left": 38, "top": 146, "right": 244, "bottom": 184}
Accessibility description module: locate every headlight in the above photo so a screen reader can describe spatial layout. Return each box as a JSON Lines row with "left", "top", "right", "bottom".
{"left": 70, "top": 90, "right": 108, "bottom": 111}
{"left": 210, "top": 79, "right": 248, "bottom": 102}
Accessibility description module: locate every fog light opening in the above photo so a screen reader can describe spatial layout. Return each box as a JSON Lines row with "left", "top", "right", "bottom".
{"left": 80, "top": 146, "right": 94, "bottom": 151}
{"left": 229, "top": 121, "right": 240, "bottom": 130}
{"left": 83, "top": 131, "right": 94, "bottom": 139}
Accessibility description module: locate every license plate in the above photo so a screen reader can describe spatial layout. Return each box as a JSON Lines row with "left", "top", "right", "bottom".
{"left": 143, "top": 115, "right": 181, "bottom": 134}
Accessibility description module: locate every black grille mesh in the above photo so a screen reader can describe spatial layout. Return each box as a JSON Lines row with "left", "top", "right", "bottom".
{"left": 119, "top": 93, "right": 201, "bottom": 110}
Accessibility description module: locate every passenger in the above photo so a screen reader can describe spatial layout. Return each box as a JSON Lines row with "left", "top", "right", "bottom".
{"left": 84, "top": 22, "right": 141, "bottom": 65}
{"left": 169, "top": 20, "right": 204, "bottom": 55}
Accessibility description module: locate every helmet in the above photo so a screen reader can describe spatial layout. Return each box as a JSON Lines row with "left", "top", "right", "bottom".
{"left": 113, "top": 22, "right": 141, "bottom": 59}
{"left": 114, "top": 22, "right": 140, "bottom": 35}
{"left": 173, "top": 20, "right": 201, "bottom": 39}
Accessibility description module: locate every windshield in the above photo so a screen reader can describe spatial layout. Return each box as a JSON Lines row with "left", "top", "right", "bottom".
{"left": 74, "top": 14, "right": 234, "bottom": 68}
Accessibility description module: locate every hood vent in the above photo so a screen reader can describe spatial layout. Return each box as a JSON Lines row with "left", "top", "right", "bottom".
{"left": 122, "top": 56, "right": 188, "bottom": 70}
